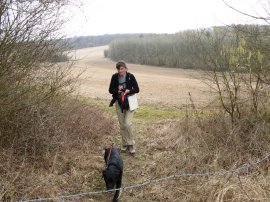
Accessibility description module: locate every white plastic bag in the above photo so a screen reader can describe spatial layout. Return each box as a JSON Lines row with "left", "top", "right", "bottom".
{"left": 128, "top": 94, "right": 139, "bottom": 111}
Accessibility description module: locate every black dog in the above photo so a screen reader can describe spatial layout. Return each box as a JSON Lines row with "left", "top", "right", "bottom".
{"left": 103, "top": 147, "right": 123, "bottom": 202}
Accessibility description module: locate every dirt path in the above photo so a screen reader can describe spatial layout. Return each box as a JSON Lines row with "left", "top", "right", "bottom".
{"left": 70, "top": 46, "right": 214, "bottom": 108}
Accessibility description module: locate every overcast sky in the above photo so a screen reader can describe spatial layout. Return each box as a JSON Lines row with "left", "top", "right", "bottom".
{"left": 63, "top": 0, "right": 268, "bottom": 37}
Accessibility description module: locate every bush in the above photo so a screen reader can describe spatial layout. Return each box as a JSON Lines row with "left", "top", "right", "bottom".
{"left": 139, "top": 109, "right": 270, "bottom": 201}
{"left": 0, "top": 97, "right": 114, "bottom": 201}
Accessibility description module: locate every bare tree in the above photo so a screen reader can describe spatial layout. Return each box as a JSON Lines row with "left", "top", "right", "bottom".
{"left": 200, "top": 1, "right": 270, "bottom": 123}
{"left": 222, "top": 0, "right": 270, "bottom": 22}
{"left": 0, "top": 0, "right": 76, "bottom": 140}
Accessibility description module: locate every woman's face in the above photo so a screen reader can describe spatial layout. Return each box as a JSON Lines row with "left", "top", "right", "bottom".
{"left": 117, "top": 66, "right": 127, "bottom": 76}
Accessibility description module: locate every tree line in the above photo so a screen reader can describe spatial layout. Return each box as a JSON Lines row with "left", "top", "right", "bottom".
{"left": 67, "top": 33, "right": 149, "bottom": 50}
{"left": 106, "top": 25, "right": 270, "bottom": 71}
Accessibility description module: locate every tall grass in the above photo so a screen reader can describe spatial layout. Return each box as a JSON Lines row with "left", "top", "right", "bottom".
{"left": 128, "top": 107, "right": 270, "bottom": 201}
{"left": 0, "top": 97, "right": 114, "bottom": 201}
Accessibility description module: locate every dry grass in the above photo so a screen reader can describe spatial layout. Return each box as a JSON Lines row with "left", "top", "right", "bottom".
{"left": 119, "top": 109, "right": 270, "bottom": 201}
{"left": 1, "top": 46, "right": 270, "bottom": 201}
{"left": 0, "top": 97, "right": 115, "bottom": 201}
{"left": 2, "top": 94, "right": 270, "bottom": 202}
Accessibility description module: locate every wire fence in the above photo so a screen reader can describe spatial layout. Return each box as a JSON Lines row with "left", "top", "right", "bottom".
{"left": 19, "top": 153, "right": 270, "bottom": 202}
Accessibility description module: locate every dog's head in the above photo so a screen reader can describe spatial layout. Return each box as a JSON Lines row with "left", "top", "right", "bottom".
{"left": 103, "top": 146, "right": 120, "bottom": 163}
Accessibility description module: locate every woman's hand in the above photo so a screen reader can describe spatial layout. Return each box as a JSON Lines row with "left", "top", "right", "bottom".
{"left": 118, "top": 86, "right": 123, "bottom": 92}
{"left": 124, "top": 89, "right": 130, "bottom": 95}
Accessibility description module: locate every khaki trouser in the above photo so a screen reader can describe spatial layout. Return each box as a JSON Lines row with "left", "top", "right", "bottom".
{"left": 115, "top": 103, "right": 135, "bottom": 146}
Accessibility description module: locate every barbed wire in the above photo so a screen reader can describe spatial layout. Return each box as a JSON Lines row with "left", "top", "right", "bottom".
{"left": 18, "top": 153, "right": 270, "bottom": 202}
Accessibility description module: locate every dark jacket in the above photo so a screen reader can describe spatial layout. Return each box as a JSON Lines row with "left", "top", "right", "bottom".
{"left": 109, "top": 72, "right": 139, "bottom": 108}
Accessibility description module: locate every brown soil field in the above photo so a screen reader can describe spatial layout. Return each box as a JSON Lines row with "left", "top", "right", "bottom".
{"left": 70, "top": 46, "right": 214, "bottom": 108}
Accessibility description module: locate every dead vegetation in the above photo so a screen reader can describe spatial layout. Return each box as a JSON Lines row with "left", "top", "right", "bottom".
{"left": 0, "top": 98, "right": 114, "bottom": 201}
{"left": 120, "top": 107, "right": 270, "bottom": 201}
{"left": 2, "top": 98, "right": 270, "bottom": 201}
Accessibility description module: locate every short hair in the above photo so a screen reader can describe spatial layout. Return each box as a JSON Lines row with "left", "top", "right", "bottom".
{"left": 116, "top": 60, "right": 127, "bottom": 69}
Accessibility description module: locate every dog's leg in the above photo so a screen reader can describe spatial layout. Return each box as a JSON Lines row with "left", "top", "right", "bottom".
{"left": 112, "top": 188, "right": 119, "bottom": 202}
{"left": 112, "top": 175, "right": 122, "bottom": 202}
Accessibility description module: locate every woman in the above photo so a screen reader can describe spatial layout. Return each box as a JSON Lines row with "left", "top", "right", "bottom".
{"left": 109, "top": 60, "right": 139, "bottom": 154}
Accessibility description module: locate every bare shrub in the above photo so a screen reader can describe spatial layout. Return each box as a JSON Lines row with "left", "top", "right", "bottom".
{"left": 0, "top": 97, "right": 114, "bottom": 201}
{"left": 0, "top": 0, "right": 76, "bottom": 142}
{"left": 192, "top": 25, "right": 270, "bottom": 124}
{"left": 136, "top": 111, "right": 270, "bottom": 201}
